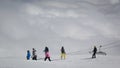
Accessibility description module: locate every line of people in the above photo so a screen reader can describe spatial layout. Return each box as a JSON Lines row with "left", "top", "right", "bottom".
{"left": 26, "top": 46, "right": 66, "bottom": 61}
{"left": 26, "top": 46, "right": 98, "bottom": 61}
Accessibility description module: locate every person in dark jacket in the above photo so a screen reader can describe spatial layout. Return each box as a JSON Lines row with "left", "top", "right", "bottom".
{"left": 26, "top": 50, "right": 31, "bottom": 60}
{"left": 44, "top": 46, "right": 51, "bottom": 61}
{"left": 61, "top": 46, "right": 66, "bottom": 60}
{"left": 32, "top": 48, "right": 37, "bottom": 60}
{"left": 92, "top": 46, "right": 97, "bottom": 58}
{"left": 44, "top": 46, "right": 49, "bottom": 53}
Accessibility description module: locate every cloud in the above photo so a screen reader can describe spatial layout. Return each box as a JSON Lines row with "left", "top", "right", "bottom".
{"left": 1, "top": 0, "right": 120, "bottom": 41}
{"left": 110, "top": 0, "right": 120, "bottom": 4}
{"left": 51, "top": 23, "right": 96, "bottom": 40}
{"left": 25, "top": 4, "right": 42, "bottom": 15}
{"left": 23, "top": 3, "right": 80, "bottom": 18}
{"left": 0, "top": 0, "right": 120, "bottom": 54}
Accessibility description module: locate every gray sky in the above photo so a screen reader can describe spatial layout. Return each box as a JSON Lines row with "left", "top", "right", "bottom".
{"left": 0, "top": 0, "right": 120, "bottom": 56}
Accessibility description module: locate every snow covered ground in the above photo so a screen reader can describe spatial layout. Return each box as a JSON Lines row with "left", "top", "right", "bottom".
{"left": 0, "top": 54, "right": 120, "bottom": 68}
{"left": 0, "top": 0, "right": 120, "bottom": 68}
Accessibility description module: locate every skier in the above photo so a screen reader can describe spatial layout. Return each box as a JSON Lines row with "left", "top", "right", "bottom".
{"left": 26, "top": 50, "right": 31, "bottom": 60}
{"left": 44, "top": 46, "right": 51, "bottom": 61}
{"left": 92, "top": 46, "right": 97, "bottom": 58}
{"left": 32, "top": 48, "right": 37, "bottom": 60}
{"left": 61, "top": 46, "right": 66, "bottom": 60}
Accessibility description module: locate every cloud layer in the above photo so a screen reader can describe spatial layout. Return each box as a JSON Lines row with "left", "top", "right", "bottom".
{"left": 0, "top": 0, "right": 120, "bottom": 55}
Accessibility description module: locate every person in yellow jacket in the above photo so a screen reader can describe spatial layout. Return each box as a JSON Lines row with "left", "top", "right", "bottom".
{"left": 61, "top": 46, "right": 66, "bottom": 60}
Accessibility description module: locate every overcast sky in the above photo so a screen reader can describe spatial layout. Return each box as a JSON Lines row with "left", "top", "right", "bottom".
{"left": 0, "top": 0, "right": 120, "bottom": 56}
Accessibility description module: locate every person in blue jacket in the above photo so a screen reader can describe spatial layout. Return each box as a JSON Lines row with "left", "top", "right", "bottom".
{"left": 26, "top": 50, "right": 31, "bottom": 60}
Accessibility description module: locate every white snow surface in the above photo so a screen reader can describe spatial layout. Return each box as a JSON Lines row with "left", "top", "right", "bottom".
{"left": 0, "top": 0, "right": 120, "bottom": 68}
{"left": 0, "top": 54, "right": 120, "bottom": 68}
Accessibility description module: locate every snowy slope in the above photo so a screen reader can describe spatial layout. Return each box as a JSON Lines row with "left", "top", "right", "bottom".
{"left": 0, "top": 0, "right": 120, "bottom": 68}
{"left": 0, "top": 55, "right": 120, "bottom": 68}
